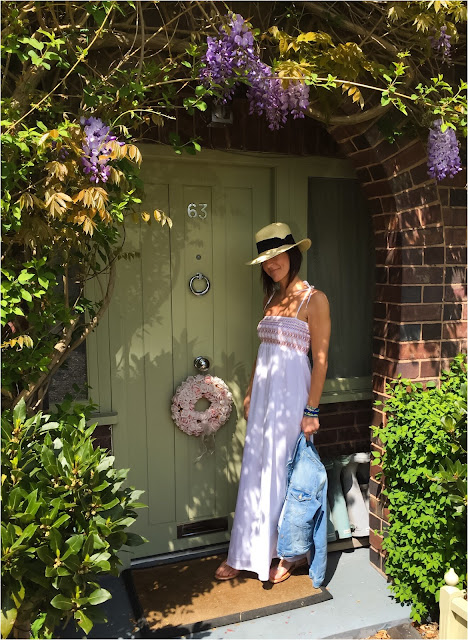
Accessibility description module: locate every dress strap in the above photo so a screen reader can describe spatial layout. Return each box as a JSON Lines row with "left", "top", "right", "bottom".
{"left": 263, "top": 291, "right": 275, "bottom": 312}
{"left": 295, "top": 285, "right": 315, "bottom": 318}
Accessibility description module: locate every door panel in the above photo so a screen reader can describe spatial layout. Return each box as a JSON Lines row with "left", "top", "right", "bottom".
{"left": 102, "top": 157, "right": 273, "bottom": 557}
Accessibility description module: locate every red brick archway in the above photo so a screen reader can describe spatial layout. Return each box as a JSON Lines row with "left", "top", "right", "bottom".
{"left": 326, "top": 118, "right": 467, "bottom": 574}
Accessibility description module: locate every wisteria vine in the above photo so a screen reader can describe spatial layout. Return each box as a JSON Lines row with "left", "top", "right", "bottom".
{"left": 201, "top": 13, "right": 309, "bottom": 130}
{"left": 201, "top": 13, "right": 463, "bottom": 181}
{"left": 80, "top": 116, "right": 117, "bottom": 184}
{"left": 430, "top": 25, "right": 452, "bottom": 64}
{"left": 427, "top": 119, "right": 462, "bottom": 181}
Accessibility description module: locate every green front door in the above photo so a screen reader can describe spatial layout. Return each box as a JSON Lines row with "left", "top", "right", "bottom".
{"left": 95, "top": 153, "right": 273, "bottom": 557}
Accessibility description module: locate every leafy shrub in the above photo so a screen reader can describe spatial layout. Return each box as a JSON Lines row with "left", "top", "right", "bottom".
{"left": 372, "top": 354, "right": 467, "bottom": 623}
{"left": 1, "top": 398, "right": 146, "bottom": 639}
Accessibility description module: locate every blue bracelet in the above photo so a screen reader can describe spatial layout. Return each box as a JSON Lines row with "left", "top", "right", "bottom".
{"left": 304, "top": 404, "right": 319, "bottom": 417}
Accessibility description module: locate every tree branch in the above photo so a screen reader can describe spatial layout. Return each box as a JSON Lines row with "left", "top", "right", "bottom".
{"left": 92, "top": 30, "right": 188, "bottom": 54}
{"left": 13, "top": 260, "right": 116, "bottom": 410}
{"left": 307, "top": 101, "right": 391, "bottom": 126}
{"left": 299, "top": 0, "right": 416, "bottom": 126}
{"left": 137, "top": 1, "right": 145, "bottom": 80}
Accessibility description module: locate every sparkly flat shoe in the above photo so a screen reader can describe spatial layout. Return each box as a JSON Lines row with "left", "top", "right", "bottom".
{"left": 269, "top": 558, "right": 308, "bottom": 584}
{"left": 215, "top": 560, "right": 240, "bottom": 581}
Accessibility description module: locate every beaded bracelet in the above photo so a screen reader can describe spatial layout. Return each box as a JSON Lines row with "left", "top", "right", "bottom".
{"left": 304, "top": 404, "right": 320, "bottom": 418}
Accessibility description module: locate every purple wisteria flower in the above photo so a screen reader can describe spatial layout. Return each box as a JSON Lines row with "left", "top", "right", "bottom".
{"left": 80, "top": 116, "right": 117, "bottom": 184}
{"left": 427, "top": 119, "right": 462, "bottom": 181}
{"left": 201, "top": 13, "right": 310, "bottom": 130}
{"left": 430, "top": 25, "right": 451, "bottom": 64}
{"left": 201, "top": 13, "right": 256, "bottom": 102}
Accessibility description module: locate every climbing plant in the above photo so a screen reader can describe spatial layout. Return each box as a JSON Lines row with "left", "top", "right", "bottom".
{"left": 372, "top": 354, "right": 467, "bottom": 623}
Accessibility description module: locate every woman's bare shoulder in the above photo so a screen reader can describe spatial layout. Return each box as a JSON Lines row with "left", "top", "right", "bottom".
{"left": 308, "top": 289, "right": 330, "bottom": 311}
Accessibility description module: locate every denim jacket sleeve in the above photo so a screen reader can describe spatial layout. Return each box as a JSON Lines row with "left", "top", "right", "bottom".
{"left": 277, "top": 433, "right": 328, "bottom": 587}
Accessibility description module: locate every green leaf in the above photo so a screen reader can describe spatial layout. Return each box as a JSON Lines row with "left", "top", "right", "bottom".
{"left": 13, "top": 398, "right": 27, "bottom": 423}
{"left": 1, "top": 594, "right": 17, "bottom": 639}
{"left": 10, "top": 582, "right": 25, "bottom": 611}
{"left": 19, "top": 37, "right": 45, "bottom": 51}
{"left": 40, "top": 445, "right": 58, "bottom": 475}
{"left": 51, "top": 513, "right": 70, "bottom": 529}
{"left": 87, "top": 587, "right": 112, "bottom": 606}
{"left": 62, "top": 553, "right": 80, "bottom": 572}
{"left": 12, "top": 523, "right": 38, "bottom": 548}
{"left": 48, "top": 527, "right": 62, "bottom": 553}
{"left": 124, "top": 532, "right": 148, "bottom": 546}
{"left": 74, "top": 610, "right": 93, "bottom": 634}
{"left": 62, "top": 534, "right": 84, "bottom": 559}
{"left": 100, "top": 497, "right": 120, "bottom": 510}
{"left": 12, "top": 306, "right": 25, "bottom": 316}
{"left": 17, "top": 272, "right": 34, "bottom": 283}
{"left": 91, "top": 533, "right": 108, "bottom": 550}
{"left": 50, "top": 595, "right": 74, "bottom": 611}
{"left": 96, "top": 456, "right": 115, "bottom": 472}
{"left": 7, "top": 487, "right": 25, "bottom": 511}
{"left": 82, "top": 533, "right": 95, "bottom": 558}
{"left": 37, "top": 545, "right": 54, "bottom": 564}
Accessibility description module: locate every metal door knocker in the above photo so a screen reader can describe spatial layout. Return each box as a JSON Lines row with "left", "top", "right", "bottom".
{"left": 189, "top": 272, "right": 210, "bottom": 296}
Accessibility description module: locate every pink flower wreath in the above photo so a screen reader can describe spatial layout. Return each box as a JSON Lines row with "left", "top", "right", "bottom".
{"left": 171, "top": 374, "right": 233, "bottom": 436}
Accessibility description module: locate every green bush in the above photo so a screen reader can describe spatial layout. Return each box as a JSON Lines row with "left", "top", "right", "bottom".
{"left": 1, "top": 398, "right": 147, "bottom": 639}
{"left": 372, "top": 354, "right": 467, "bottom": 623}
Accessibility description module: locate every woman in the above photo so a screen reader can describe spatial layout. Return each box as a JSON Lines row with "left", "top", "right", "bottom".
{"left": 215, "top": 222, "right": 331, "bottom": 583}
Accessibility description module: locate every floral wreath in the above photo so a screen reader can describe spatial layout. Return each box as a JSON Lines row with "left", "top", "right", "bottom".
{"left": 171, "top": 374, "right": 233, "bottom": 437}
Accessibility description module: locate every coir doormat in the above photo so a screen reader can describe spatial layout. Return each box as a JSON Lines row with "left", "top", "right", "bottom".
{"left": 123, "top": 554, "right": 332, "bottom": 638}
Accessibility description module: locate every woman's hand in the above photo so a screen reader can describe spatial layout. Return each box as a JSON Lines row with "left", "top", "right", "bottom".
{"left": 243, "top": 394, "right": 251, "bottom": 421}
{"left": 301, "top": 415, "right": 320, "bottom": 441}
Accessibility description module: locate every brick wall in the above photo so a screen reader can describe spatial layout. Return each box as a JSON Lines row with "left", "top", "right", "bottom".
{"left": 315, "top": 399, "right": 373, "bottom": 458}
{"left": 329, "top": 118, "right": 467, "bottom": 575}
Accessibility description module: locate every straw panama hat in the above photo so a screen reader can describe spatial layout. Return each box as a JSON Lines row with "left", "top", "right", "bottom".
{"left": 246, "top": 222, "right": 311, "bottom": 265}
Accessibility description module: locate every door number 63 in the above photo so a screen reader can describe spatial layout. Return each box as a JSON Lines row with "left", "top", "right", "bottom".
{"left": 187, "top": 203, "right": 208, "bottom": 219}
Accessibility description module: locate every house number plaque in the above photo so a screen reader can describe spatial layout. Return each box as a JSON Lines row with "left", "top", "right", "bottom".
{"left": 187, "top": 203, "right": 208, "bottom": 219}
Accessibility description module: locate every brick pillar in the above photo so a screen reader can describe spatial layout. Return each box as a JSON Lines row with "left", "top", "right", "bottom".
{"left": 328, "top": 119, "right": 467, "bottom": 575}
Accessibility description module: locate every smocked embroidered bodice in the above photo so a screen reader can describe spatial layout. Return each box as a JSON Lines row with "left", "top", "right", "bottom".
{"left": 257, "top": 316, "right": 310, "bottom": 355}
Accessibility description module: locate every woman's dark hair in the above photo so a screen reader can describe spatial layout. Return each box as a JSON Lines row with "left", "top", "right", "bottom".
{"left": 260, "top": 246, "right": 303, "bottom": 297}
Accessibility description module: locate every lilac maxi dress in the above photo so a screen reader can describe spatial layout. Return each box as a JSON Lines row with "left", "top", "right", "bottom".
{"left": 226, "top": 284, "right": 314, "bottom": 581}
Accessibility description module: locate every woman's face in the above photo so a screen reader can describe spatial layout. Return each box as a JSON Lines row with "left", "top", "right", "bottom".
{"left": 262, "top": 251, "right": 290, "bottom": 283}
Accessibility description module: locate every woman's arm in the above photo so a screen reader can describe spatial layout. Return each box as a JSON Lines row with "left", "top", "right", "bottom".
{"left": 301, "top": 290, "right": 331, "bottom": 440}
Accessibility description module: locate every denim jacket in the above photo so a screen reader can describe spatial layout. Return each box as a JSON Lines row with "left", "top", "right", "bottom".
{"left": 277, "top": 433, "right": 328, "bottom": 587}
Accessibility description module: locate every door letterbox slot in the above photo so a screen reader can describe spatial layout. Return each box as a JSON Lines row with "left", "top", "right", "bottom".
{"left": 177, "top": 517, "right": 228, "bottom": 538}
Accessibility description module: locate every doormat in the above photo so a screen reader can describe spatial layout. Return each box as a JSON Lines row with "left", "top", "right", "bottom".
{"left": 123, "top": 554, "right": 332, "bottom": 638}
